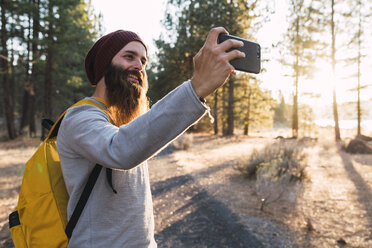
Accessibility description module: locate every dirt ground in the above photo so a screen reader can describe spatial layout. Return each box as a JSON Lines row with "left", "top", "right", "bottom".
{"left": 0, "top": 131, "right": 372, "bottom": 247}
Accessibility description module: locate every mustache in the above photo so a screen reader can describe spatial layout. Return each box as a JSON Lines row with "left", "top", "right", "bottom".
{"left": 120, "top": 69, "right": 144, "bottom": 87}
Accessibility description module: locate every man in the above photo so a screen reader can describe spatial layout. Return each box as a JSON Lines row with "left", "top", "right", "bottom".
{"left": 57, "top": 27, "right": 245, "bottom": 247}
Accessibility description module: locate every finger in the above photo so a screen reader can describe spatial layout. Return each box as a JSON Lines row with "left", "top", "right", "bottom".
{"left": 218, "top": 38, "right": 244, "bottom": 52}
{"left": 205, "top": 27, "right": 228, "bottom": 46}
{"left": 225, "top": 49, "right": 245, "bottom": 62}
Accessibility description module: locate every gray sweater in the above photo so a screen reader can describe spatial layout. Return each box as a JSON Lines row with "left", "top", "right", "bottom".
{"left": 57, "top": 81, "right": 207, "bottom": 248}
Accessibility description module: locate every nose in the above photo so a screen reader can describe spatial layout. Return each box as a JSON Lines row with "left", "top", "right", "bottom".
{"left": 132, "top": 58, "right": 144, "bottom": 71}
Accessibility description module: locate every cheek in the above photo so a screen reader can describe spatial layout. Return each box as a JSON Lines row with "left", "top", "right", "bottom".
{"left": 112, "top": 59, "right": 129, "bottom": 71}
{"left": 141, "top": 70, "right": 147, "bottom": 79}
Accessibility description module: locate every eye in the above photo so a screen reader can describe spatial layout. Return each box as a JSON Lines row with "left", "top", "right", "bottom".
{"left": 125, "top": 54, "right": 133, "bottom": 59}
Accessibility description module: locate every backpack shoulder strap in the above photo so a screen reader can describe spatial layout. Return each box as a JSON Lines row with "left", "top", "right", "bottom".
{"left": 72, "top": 98, "right": 113, "bottom": 123}
{"left": 47, "top": 99, "right": 113, "bottom": 139}
{"left": 65, "top": 164, "right": 102, "bottom": 239}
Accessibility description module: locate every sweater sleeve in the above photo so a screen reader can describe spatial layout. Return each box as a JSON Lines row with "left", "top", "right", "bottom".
{"left": 57, "top": 80, "right": 208, "bottom": 170}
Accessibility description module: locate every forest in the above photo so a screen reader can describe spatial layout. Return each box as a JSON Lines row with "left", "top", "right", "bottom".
{"left": 0, "top": 0, "right": 371, "bottom": 141}
{"left": 1, "top": 1, "right": 372, "bottom": 247}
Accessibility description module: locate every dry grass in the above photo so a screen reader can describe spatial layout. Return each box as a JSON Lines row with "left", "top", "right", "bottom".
{"left": 0, "top": 137, "right": 41, "bottom": 246}
{"left": 150, "top": 131, "right": 372, "bottom": 247}
{"left": 1, "top": 129, "right": 372, "bottom": 247}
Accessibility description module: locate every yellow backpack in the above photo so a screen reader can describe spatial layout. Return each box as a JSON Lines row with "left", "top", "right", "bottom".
{"left": 9, "top": 99, "right": 113, "bottom": 248}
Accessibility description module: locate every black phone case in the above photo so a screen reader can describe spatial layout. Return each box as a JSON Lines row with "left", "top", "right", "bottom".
{"left": 218, "top": 34, "right": 261, "bottom": 74}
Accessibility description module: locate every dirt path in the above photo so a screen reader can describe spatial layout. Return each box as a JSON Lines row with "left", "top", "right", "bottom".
{"left": 297, "top": 141, "right": 372, "bottom": 247}
{"left": 149, "top": 135, "right": 297, "bottom": 247}
{"left": 0, "top": 135, "right": 371, "bottom": 247}
{"left": 149, "top": 134, "right": 372, "bottom": 247}
{"left": 0, "top": 138, "right": 40, "bottom": 248}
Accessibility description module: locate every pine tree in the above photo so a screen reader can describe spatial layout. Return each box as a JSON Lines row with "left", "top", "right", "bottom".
{"left": 40, "top": 0, "right": 100, "bottom": 133}
{"left": 330, "top": 0, "right": 341, "bottom": 141}
{"left": 281, "top": 0, "right": 322, "bottom": 138}
{"left": 273, "top": 92, "right": 289, "bottom": 128}
{"left": 342, "top": 0, "right": 372, "bottom": 136}
{"left": 239, "top": 78, "right": 274, "bottom": 136}
{"left": 0, "top": 0, "right": 17, "bottom": 139}
{"left": 153, "top": 0, "right": 267, "bottom": 135}
{"left": 0, "top": 0, "right": 101, "bottom": 139}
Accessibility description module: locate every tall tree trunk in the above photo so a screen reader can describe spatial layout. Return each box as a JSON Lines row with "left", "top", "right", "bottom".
{"left": 26, "top": 0, "right": 40, "bottom": 137}
{"left": 20, "top": 90, "right": 30, "bottom": 131}
{"left": 357, "top": 68, "right": 361, "bottom": 136}
{"left": 356, "top": 0, "right": 362, "bottom": 136}
{"left": 243, "top": 85, "right": 252, "bottom": 136}
{"left": 226, "top": 76, "right": 235, "bottom": 135}
{"left": 292, "top": 92, "right": 298, "bottom": 138}
{"left": 1, "top": 0, "right": 16, "bottom": 139}
{"left": 332, "top": 89, "right": 340, "bottom": 140}
{"left": 20, "top": 8, "right": 32, "bottom": 132}
{"left": 222, "top": 83, "right": 228, "bottom": 135}
{"left": 42, "top": 2, "right": 55, "bottom": 139}
{"left": 10, "top": 39, "right": 16, "bottom": 112}
{"left": 292, "top": 14, "right": 300, "bottom": 139}
{"left": 42, "top": 48, "right": 54, "bottom": 139}
{"left": 331, "top": 0, "right": 341, "bottom": 141}
{"left": 213, "top": 90, "right": 219, "bottom": 135}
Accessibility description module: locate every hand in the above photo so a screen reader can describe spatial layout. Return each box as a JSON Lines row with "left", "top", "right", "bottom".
{"left": 191, "top": 27, "right": 245, "bottom": 98}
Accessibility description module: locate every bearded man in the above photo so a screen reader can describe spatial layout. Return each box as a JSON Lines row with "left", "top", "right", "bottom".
{"left": 57, "top": 27, "right": 245, "bottom": 248}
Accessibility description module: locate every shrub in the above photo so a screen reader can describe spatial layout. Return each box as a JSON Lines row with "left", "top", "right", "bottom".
{"left": 235, "top": 140, "right": 307, "bottom": 211}
{"left": 235, "top": 141, "right": 306, "bottom": 182}
{"left": 171, "top": 133, "right": 193, "bottom": 150}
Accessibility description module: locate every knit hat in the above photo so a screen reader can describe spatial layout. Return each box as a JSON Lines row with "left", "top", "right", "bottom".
{"left": 85, "top": 30, "right": 147, "bottom": 85}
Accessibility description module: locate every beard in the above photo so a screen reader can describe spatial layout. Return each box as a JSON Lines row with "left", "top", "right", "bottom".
{"left": 104, "top": 63, "right": 149, "bottom": 126}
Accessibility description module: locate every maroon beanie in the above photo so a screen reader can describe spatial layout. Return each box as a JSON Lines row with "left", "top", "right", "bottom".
{"left": 85, "top": 30, "right": 147, "bottom": 85}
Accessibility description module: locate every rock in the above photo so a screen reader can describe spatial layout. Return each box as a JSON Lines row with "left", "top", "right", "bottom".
{"left": 306, "top": 218, "right": 314, "bottom": 232}
{"left": 337, "top": 238, "right": 347, "bottom": 246}
{"left": 346, "top": 138, "right": 372, "bottom": 154}
{"left": 356, "top": 134, "right": 372, "bottom": 142}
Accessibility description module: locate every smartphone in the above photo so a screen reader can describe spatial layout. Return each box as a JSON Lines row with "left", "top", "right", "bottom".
{"left": 217, "top": 34, "right": 261, "bottom": 74}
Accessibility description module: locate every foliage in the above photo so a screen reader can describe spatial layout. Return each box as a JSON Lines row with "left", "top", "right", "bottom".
{"left": 340, "top": 0, "right": 372, "bottom": 136}
{"left": 281, "top": 0, "right": 324, "bottom": 79}
{"left": 0, "top": 0, "right": 101, "bottom": 138}
{"left": 152, "top": 0, "right": 272, "bottom": 135}
{"left": 279, "top": 0, "right": 325, "bottom": 138}
{"left": 43, "top": 0, "right": 101, "bottom": 115}
{"left": 234, "top": 140, "right": 306, "bottom": 181}
{"left": 234, "top": 75, "right": 275, "bottom": 134}
{"left": 273, "top": 92, "right": 290, "bottom": 128}
{"left": 235, "top": 140, "right": 307, "bottom": 210}
{"left": 298, "top": 104, "right": 315, "bottom": 137}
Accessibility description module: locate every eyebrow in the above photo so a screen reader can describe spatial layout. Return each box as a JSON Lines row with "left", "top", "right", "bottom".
{"left": 123, "top": 50, "right": 147, "bottom": 63}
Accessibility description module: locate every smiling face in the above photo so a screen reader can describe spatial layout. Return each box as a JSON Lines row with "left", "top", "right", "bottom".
{"left": 111, "top": 41, "right": 148, "bottom": 84}
{"left": 104, "top": 41, "right": 149, "bottom": 126}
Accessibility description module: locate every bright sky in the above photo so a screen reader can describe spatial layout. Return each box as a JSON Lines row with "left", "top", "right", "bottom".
{"left": 91, "top": 0, "right": 166, "bottom": 55}
{"left": 91, "top": 0, "right": 371, "bottom": 110}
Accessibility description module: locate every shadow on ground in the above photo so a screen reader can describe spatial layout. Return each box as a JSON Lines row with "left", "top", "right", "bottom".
{"left": 0, "top": 223, "right": 13, "bottom": 248}
{"left": 339, "top": 150, "right": 372, "bottom": 230}
{"left": 152, "top": 172, "right": 298, "bottom": 248}
{"left": 152, "top": 175, "right": 262, "bottom": 248}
